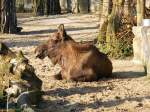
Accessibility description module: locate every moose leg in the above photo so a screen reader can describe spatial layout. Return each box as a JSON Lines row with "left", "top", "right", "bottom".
{"left": 69, "top": 68, "right": 97, "bottom": 82}
{"left": 49, "top": 71, "right": 62, "bottom": 80}
{"left": 61, "top": 70, "right": 70, "bottom": 80}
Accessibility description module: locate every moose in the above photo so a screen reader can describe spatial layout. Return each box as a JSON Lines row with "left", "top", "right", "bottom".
{"left": 35, "top": 24, "right": 113, "bottom": 81}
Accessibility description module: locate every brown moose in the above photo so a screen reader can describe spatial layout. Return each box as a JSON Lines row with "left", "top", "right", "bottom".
{"left": 35, "top": 24, "right": 113, "bottom": 81}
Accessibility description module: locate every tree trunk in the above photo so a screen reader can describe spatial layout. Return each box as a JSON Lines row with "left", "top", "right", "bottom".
{"left": 59, "top": 0, "right": 67, "bottom": 13}
{"left": 98, "top": 0, "right": 112, "bottom": 43}
{"left": 33, "top": 0, "right": 61, "bottom": 16}
{"left": 59, "top": 0, "right": 89, "bottom": 14}
{"left": 16, "top": 0, "right": 24, "bottom": 12}
{"left": 33, "top": 0, "right": 44, "bottom": 16}
{"left": 99, "top": 0, "right": 121, "bottom": 54}
{"left": 137, "top": 0, "right": 145, "bottom": 25}
{"left": 71, "top": 0, "right": 78, "bottom": 13}
{"left": 123, "top": 0, "right": 131, "bottom": 16}
{"left": 98, "top": 0, "right": 134, "bottom": 58}
{"left": 0, "top": 0, "right": 19, "bottom": 34}
{"left": 145, "top": 0, "right": 150, "bottom": 18}
{"left": 78, "top": 0, "right": 89, "bottom": 13}
{"left": 105, "top": 0, "right": 123, "bottom": 52}
{"left": 48, "top": 0, "right": 61, "bottom": 15}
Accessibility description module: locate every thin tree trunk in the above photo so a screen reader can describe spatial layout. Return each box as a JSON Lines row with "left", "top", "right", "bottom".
{"left": 145, "top": 0, "right": 150, "bottom": 18}
{"left": 106, "top": 0, "right": 123, "bottom": 51}
{"left": 59, "top": 0, "right": 67, "bottom": 13}
{"left": 33, "top": 0, "right": 44, "bottom": 16}
{"left": 98, "top": 0, "right": 112, "bottom": 43}
{"left": 49, "top": 0, "right": 61, "bottom": 15}
{"left": 123, "top": 0, "right": 131, "bottom": 16}
{"left": 137, "top": 0, "right": 145, "bottom": 26}
{"left": 33, "top": 0, "right": 61, "bottom": 16}
{"left": 78, "top": 0, "right": 89, "bottom": 13}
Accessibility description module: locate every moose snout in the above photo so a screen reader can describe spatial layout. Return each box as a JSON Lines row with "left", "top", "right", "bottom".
{"left": 35, "top": 52, "right": 42, "bottom": 59}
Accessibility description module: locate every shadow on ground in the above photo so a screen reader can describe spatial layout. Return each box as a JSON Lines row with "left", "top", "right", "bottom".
{"left": 4, "top": 40, "right": 43, "bottom": 48}
{"left": 44, "top": 86, "right": 108, "bottom": 97}
{"left": 38, "top": 70, "right": 147, "bottom": 111}
{"left": 18, "top": 26, "right": 99, "bottom": 36}
{"left": 18, "top": 29, "right": 56, "bottom": 35}
{"left": 40, "top": 86, "right": 150, "bottom": 112}
{"left": 51, "top": 95, "right": 150, "bottom": 111}
{"left": 113, "top": 71, "right": 146, "bottom": 79}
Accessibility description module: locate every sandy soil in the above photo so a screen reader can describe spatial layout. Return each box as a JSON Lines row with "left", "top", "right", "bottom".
{"left": 1, "top": 14, "right": 150, "bottom": 112}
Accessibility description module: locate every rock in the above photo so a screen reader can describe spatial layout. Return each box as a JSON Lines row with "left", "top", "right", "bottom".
{"left": 0, "top": 43, "right": 42, "bottom": 110}
{"left": 137, "top": 102, "right": 143, "bottom": 107}
{"left": 132, "top": 26, "right": 150, "bottom": 74}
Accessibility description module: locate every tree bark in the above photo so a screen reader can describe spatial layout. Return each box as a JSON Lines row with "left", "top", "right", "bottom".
{"left": 145, "top": 0, "right": 150, "bottom": 18}
{"left": 137, "top": 0, "right": 145, "bottom": 25}
{"left": 98, "top": 0, "right": 112, "bottom": 43}
{"left": 33, "top": 0, "right": 44, "bottom": 16}
{"left": 59, "top": 0, "right": 67, "bottom": 13}
{"left": 78, "top": 0, "right": 89, "bottom": 13}
{"left": 0, "top": 0, "right": 19, "bottom": 33}
{"left": 49, "top": 0, "right": 61, "bottom": 15}
{"left": 123, "top": 0, "right": 131, "bottom": 16}
{"left": 105, "top": 0, "right": 123, "bottom": 51}
{"left": 33, "top": 0, "right": 61, "bottom": 16}
{"left": 98, "top": 0, "right": 134, "bottom": 58}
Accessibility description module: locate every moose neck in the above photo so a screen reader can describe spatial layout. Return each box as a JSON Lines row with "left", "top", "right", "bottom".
{"left": 47, "top": 48, "right": 62, "bottom": 65}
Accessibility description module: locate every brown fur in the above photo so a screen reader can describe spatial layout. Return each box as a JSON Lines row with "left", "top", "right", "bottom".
{"left": 35, "top": 24, "right": 113, "bottom": 81}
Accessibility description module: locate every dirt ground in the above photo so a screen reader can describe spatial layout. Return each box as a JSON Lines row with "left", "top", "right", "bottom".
{"left": 1, "top": 14, "right": 150, "bottom": 112}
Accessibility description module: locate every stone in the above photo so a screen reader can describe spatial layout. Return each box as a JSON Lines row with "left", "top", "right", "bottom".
{"left": 0, "top": 42, "right": 42, "bottom": 110}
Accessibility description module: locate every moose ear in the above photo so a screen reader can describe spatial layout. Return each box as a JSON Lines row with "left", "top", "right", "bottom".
{"left": 58, "top": 24, "right": 65, "bottom": 33}
{"left": 57, "top": 24, "right": 67, "bottom": 41}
